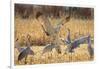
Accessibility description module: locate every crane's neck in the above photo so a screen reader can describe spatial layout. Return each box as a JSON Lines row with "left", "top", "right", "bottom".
{"left": 66, "top": 29, "right": 71, "bottom": 44}
{"left": 87, "top": 35, "right": 91, "bottom": 48}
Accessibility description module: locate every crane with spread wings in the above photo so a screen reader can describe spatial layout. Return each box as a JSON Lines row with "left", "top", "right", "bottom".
{"left": 36, "top": 9, "right": 71, "bottom": 55}
{"left": 63, "top": 29, "right": 94, "bottom": 59}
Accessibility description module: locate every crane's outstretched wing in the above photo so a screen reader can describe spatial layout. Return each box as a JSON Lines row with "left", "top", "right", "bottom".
{"left": 18, "top": 48, "right": 28, "bottom": 61}
{"left": 71, "top": 35, "right": 88, "bottom": 49}
{"left": 42, "top": 44, "right": 55, "bottom": 54}
{"left": 28, "top": 48, "right": 35, "bottom": 55}
{"left": 17, "top": 47, "right": 26, "bottom": 53}
{"left": 54, "top": 16, "right": 70, "bottom": 33}
{"left": 65, "top": 36, "right": 88, "bottom": 53}
{"left": 41, "top": 16, "right": 55, "bottom": 36}
{"left": 15, "top": 41, "right": 26, "bottom": 52}
{"left": 18, "top": 47, "right": 34, "bottom": 61}
{"left": 40, "top": 23, "right": 50, "bottom": 36}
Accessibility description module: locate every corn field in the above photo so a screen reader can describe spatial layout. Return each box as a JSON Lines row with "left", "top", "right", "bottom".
{"left": 14, "top": 17, "right": 94, "bottom": 65}
{"left": 14, "top": 4, "right": 94, "bottom": 65}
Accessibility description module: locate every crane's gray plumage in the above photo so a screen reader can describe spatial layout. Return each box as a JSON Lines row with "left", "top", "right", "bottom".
{"left": 63, "top": 29, "right": 94, "bottom": 61}
{"left": 15, "top": 38, "right": 25, "bottom": 52}
{"left": 18, "top": 47, "right": 34, "bottom": 61}
{"left": 60, "top": 28, "right": 71, "bottom": 45}
{"left": 65, "top": 28, "right": 71, "bottom": 44}
{"left": 88, "top": 46, "right": 94, "bottom": 58}
{"left": 54, "top": 15, "right": 70, "bottom": 34}
{"left": 65, "top": 29, "right": 93, "bottom": 54}
{"left": 66, "top": 35, "right": 90, "bottom": 52}
{"left": 17, "top": 34, "right": 34, "bottom": 63}
{"left": 37, "top": 11, "right": 70, "bottom": 54}
{"left": 41, "top": 16, "right": 55, "bottom": 36}
{"left": 42, "top": 44, "right": 55, "bottom": 54}
{"left": 15, "top": 46, "right": 26, "bottom": 53}
{"left": 70, "top": 36, "right": 88, "bottom": 48}
{"left": 87, "top": 35, "right": 94, "bottom": 58}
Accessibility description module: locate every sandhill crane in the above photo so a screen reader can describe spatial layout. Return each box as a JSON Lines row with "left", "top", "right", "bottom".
{"left": 67, "top": 35, "right": 89, "bottom": 52}
{"left": 17, "top": 34, "right": 34, "bottom": 64}
{"left": 18, "top": 47, "right": 34, "bottom": 64}
{"left": 36, "top": 11, "right": 70, "bottom": 54}
{"left": 64, "top": 29, "right": 93, "bottom": 60}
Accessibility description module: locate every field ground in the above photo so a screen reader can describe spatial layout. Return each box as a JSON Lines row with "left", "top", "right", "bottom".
{"left": 14, "top": 44, "right": 94, "bottom": 65}
{"left": 14, "top": 17, "right": 94, "bottom": 65}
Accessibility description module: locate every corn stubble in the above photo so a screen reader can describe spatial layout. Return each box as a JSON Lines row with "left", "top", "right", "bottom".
{"left": 14, "top": 17, "right": 94, "bottom": 65}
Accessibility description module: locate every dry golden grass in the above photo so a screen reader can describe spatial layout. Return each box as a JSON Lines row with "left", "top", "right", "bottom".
{"left": 14, "top": 17, "right": 94, "bottom": 65}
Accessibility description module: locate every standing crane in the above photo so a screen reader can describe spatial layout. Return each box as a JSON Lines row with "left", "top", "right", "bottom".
{"left": 17, "top": 34, "right": 34, "bottom": 64}
{"left": 18, "top": 46, "right": 34, "bottom": 64}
